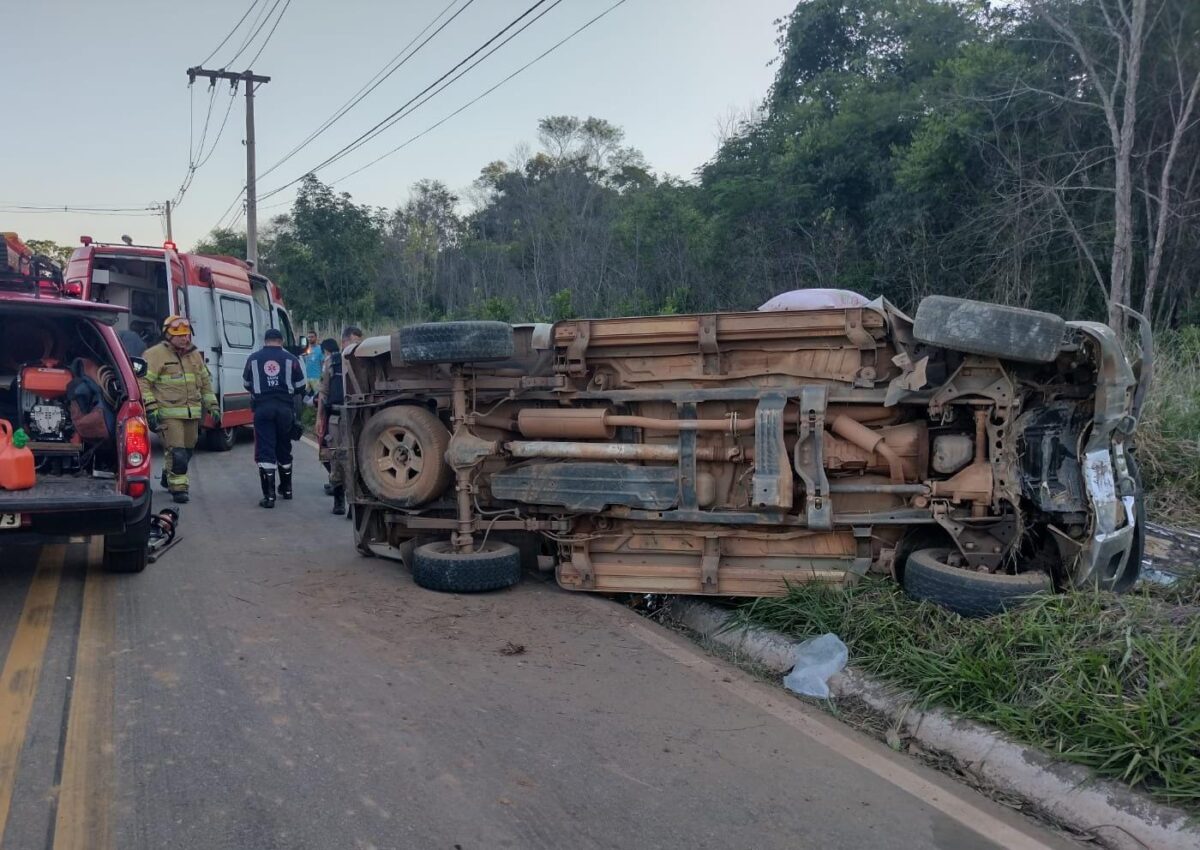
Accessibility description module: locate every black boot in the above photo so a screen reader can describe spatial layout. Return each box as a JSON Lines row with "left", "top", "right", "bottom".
{"left": 331, "top": 486, "right": 345, "bottom": 515}
{"left": 279, "top": 464, "right": 293, "bottom": 500}
{"left": 259, "top": 468, "right": 276, "bottom": 509}
{"left": 172, "top": 491, "right": 190, "bottom": 504}
{"left": 161, "top": 470, "right": 169, "bottom": 489}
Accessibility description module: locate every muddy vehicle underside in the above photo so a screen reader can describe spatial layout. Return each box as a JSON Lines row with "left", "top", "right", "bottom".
{"left": 344, "top": 296, "right": 1145, "bottom": 610}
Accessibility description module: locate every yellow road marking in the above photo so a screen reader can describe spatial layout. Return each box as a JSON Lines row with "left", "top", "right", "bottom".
{"left": 626, "top": 619, "right": 1062, "bottom": 850}
{"left": 0, "top": 544, "right": 65, "bottom": 843}
{"left": 54, "top": 538, "right": 115, "bottom": 850}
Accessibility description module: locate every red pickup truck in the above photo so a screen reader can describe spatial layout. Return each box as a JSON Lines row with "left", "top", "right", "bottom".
{"left": 0, "top": 233, "right": 153, "bottom": 571}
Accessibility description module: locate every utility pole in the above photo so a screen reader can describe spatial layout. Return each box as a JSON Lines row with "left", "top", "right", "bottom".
{"left": 164, "top": 200, "right": 173, "bottom": 242}
{"left": 185, "top": 66, "right": 271, "bottom": 266}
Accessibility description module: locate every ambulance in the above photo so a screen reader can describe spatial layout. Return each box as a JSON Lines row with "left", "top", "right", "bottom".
{"left": 63, "top": 239, "right": 301, "bottom": 450}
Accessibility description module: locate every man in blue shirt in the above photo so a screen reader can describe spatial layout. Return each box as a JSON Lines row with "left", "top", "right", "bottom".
{"left": 302, "top": 330, "right": 323, "bottom": 393}
{"left": 243, "top": 328, "right": 307, "bottom": 508}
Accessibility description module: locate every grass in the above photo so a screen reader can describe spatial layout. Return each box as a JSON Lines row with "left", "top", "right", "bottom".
{"left": 1139, "top": 329, "right": 1200, "bottom": 521}
{"left": 735, "top": 578, "right": 1200, "bottom": 810}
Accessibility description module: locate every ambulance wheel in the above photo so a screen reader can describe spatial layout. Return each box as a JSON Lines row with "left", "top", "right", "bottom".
{"left": 205, "top": 426, "right": 237, "bottom": 452}
{"left": 357, "top": 405, "right": 452, "bottom": 507}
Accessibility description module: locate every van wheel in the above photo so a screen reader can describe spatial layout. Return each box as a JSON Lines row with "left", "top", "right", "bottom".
{"left": 902, "top": 547, "right": 1049, "bottom": 617}
{"left": 357, "top": 406, "right": 452, "bottom": 506}
{"left": 411, "top": 540, "right": 522, "bottom": 593}
{"left": 205, "top": 426, "right": 237, "bottom": 452}
{"left": 398, "top": 321, "right": 514, "bottom": 364}
{"left": 913, "top": 296, "right": 1066, "bottom": 364}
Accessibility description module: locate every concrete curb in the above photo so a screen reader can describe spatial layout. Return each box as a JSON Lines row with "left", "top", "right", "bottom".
{"left": 665, "top": 599, "right": 1199, "bottom": 850}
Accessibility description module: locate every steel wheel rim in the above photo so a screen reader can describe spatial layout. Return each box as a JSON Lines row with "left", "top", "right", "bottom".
{"left": 375, "top": 425, "right": 424, "bottom": 484}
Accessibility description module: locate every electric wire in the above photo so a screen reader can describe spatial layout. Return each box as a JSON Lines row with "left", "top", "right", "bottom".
{"left": 225, "top": 0, "right": 284, "bottom": 68}
{"left": 258, "top": 0, "right": 556, "bottom": 199}
{"left": 245, "top": 0, "right": 292, "bottom": 68}
{"left": 328, "top": 0, "right": 630, "bottom": 190}
{"left": 256, "top": 0, "right": 472, "bottom": 183}
{"left": 196, "top": 0, "right": 263, "bottom": 66}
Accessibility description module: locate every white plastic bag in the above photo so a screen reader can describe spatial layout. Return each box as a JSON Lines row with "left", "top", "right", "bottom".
{"left": 782, "top": 633, "right": 848, "bottom": 698}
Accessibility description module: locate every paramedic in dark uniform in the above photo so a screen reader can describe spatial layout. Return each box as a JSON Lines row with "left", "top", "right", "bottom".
{"left": 243, "top": 328, "right": 306, "bottom": 508}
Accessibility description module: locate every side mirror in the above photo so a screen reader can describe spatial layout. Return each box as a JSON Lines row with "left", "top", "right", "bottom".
{"left": 130, "top": 357, "right": 148, "bottom": 378}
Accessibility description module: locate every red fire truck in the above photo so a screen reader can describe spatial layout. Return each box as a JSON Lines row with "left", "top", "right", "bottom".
{"left": 63, "top": 239, "right": 300, "bottom": 450}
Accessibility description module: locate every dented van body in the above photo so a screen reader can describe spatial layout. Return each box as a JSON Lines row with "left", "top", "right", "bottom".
{"left": 342, "top": 295, "right": 1146, "bottom": 613}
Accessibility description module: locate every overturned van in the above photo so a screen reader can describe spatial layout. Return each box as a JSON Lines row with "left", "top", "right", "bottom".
{"left": 341, "top": 296, "right": 1149, "bottom": 616}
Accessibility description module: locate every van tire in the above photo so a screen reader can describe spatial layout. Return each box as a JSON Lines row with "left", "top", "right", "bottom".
{"left": 411, "top": 540, "right": 522, "bottom": 593}
{"left": 902, "top": 547, "right": 1049, "bottom": 617}
{"left": 913, "top": 296, "right": 1066, "bottom": 364}
{"left": 205, "top": 426, "right": 237, "bottom": 452}
{"left": 357, "top": 405, "right": 452, "bottom": 507}
{"left": 398, "top": 321, "right": 513, "bottom": 364}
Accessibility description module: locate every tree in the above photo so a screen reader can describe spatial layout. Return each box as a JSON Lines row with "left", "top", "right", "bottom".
{"left": 268, "top": 176, "right": 382, "bottom": 322}
{"left": 192, "top": 228, "right": 247, "bottom": 259}
{"left": 24, "top": 239, "right": 73, "bottom": 267}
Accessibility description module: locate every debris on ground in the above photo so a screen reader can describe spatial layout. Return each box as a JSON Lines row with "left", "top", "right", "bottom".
{"left": 782, "top": 632, "right": 848, "bottom": 698}
{"left": 498, "top": 641, "right": 526, "bottom": 656}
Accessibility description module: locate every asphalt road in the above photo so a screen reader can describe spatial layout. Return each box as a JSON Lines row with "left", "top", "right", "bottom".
{"left": 0, "top": 436, "right": 1080, "bottom": 850}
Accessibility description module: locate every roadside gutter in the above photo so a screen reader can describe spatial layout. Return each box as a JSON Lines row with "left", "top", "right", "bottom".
{"left": 664, "top": 598, "right": 1200, "bottom": 850}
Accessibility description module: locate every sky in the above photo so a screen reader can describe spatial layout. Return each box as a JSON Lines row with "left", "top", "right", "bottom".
{"left": 1, "top": 0, "right": 794, "bottom": 251}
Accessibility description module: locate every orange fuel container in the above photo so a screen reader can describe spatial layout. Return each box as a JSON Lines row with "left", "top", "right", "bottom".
{"left": 0, "top": 420, "right": 36, "bottom": 491}
{"left": 19, "top": 365, "right": 72, "bottom": 398}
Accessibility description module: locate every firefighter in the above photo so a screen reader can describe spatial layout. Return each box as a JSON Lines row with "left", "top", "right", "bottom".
{"left": 243, "top": 327, "right": 306, "bottom": 508}
{"left": 139, "top": 315, "right": 219, "bottom": 504}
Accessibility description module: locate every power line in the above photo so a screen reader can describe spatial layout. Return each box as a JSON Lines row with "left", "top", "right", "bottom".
{"left": 2, "top": 203, "right": 161, "bottom": 213}
{"left": 195, "top": 88, "right": 240, "bottom": 171}
{"left": 225, "top": 0, "right": 284, "bottom": 68}
{"left": 256, "top": 0, "right": 472, "bottom": 183}
{"left": 327, "top": 0, "right": 578, "bottom": 187}
{"left": 0, "top": 206, "right": 162, "bottom": 217}
{"left": 172, "top": 0, "right": 288, "bottom": 214}
{"left": 192, "top": 84, "right": 220, "bottom": 166}
{"left": 213, "top": 188, "right": 246, "bottom": 232}
{"left": 259, "top": 0, "right": 556, "bottom": 200}
{"left": 196, "top": 0, "right": 263, "bottom": 66}
{"left": 214, "top": 0, "right": 630, "bottom": 226}
{"left": 246, "top": 0, "right": 292, "bottom": 68}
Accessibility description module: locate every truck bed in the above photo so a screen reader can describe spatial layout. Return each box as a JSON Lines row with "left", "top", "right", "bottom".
{"left": 0, "top": 476, "right": 132, "bottom": 513}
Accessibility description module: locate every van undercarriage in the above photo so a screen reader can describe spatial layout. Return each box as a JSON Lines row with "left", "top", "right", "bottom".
{"left": 343, "top": 297, "right": 1146, "bottom": 614}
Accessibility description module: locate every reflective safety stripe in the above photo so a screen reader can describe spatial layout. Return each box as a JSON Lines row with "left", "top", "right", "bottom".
{"left": 158, "top": 406, "right": 204, "bottom": 419}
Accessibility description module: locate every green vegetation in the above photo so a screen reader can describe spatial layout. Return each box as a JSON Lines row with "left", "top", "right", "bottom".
{"left": 186, "top": 0, "right": 1200, "bottom": 514}
{"left": 1139, "top": 329, "right": 1200, "bottom": 519}
{"left": 737, "top": 578, "right": 1200, "bottom": 809}
{"left": 194, "top": 0, "right": 1200, "bottom": 332}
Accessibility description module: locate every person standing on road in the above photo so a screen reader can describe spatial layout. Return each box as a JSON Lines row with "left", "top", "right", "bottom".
{"left": 316, "top": 326, "right": 363, "bottom": 514}
{"left": 303, "top": 330, "right": 323, "bottom": 394}
{"left": 139, "top": 315, "right": 219, "bottom": 504}
{"left": 316, "top": 338, "right": 346, "bottom": 514}
{"left": 244, "top": 328, "right": 306, "bottom": 509}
